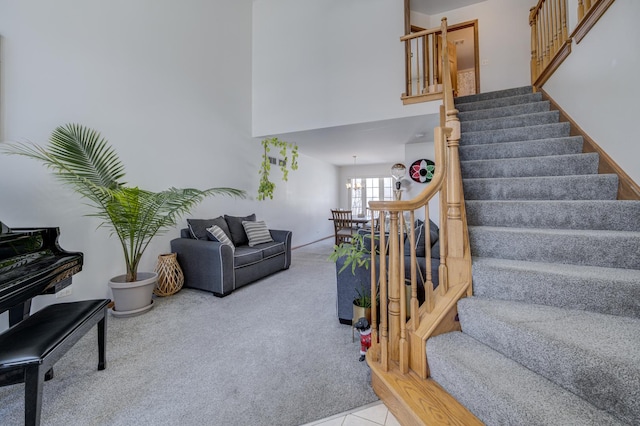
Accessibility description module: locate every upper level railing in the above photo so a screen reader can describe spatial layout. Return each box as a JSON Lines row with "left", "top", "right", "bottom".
{"left": 400, "top": 26, "right": 445, "bottom": 105}
{"left": 367, "top": 17, "right": 472, "bottom": 378}
{"left": 530, "top": 0, "right": 616, "bottom": 87}
{"left": 529, "top": 0, "right": 571, "bottom": 87}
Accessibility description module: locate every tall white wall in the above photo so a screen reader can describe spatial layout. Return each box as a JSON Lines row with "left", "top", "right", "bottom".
{"left": 0, "top": 0, "right": 336, "bottom": 314}
{"left": 544, "top": 0, "right": 640, "bottom": 184}
{"left": 252, "top": 0, "right": 440, "bottom": 137}
{"left": 429, "top": 0, "right": 533, "bottom": 93}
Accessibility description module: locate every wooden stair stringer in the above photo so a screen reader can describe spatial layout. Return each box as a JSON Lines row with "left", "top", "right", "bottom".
{"left": 408, "top": 280, "right": 470, "bottom": 378}
{"left": 368, "top": 359, "right": 482, "bottom": 426}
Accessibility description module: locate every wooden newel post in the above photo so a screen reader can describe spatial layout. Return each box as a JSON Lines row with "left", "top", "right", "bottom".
{"left": 445, "top": 109, "right": 462, "bottom": 292}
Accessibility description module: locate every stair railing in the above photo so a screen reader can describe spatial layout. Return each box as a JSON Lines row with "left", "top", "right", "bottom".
{"left": 368, "top": 17, "right": 472, "bottom": 377}
{"left": 529, "top": 0, "right": 571, "bottom": 88}
{"left": 400, "top": 25, "right": 444, "bottom": 105}
{"left": 573, "top": 0, "right": 616, "bottom": 44}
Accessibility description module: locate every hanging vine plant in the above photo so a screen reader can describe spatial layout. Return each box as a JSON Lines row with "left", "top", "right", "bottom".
{"left": 257, "top": 137, "right": 299, "bottom": 200}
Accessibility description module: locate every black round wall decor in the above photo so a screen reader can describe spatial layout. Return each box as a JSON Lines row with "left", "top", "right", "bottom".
{"left": 410, "top": 159, "right": 435, "bottom": 183}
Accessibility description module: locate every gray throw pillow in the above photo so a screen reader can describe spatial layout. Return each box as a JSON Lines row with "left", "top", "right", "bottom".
{"left": 224, "top": 213, "right": 256, "bottom": 246}
{"left": 187, "top": 217, "right": 231, "bottom": 240}
{"left": 404, "top": 219, "right": 439, "bottom": 257}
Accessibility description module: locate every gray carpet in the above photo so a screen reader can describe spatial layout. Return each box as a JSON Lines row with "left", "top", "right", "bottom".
{"left": 425, "top": 86, "right": 640, "bottom": 425}
{"left": 0, "top": 238, "right": 378, "bottom": 426}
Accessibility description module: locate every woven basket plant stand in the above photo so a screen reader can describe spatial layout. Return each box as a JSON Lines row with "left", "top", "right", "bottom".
{"left": 154, "top": 253, "right": 184, "bottom": 296}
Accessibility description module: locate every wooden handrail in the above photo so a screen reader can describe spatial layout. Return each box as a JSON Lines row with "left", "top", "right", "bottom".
{"left": 368, "top": 17, "right": 471, "bottom": 378}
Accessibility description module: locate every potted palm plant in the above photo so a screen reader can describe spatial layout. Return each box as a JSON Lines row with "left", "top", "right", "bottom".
{"left": 2, "top": 123, "right": 245, "bottom": 316}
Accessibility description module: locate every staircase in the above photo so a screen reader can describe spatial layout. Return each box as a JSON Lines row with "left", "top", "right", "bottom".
{"left": 426, "top": 86, "right": 640, "bottom": 424}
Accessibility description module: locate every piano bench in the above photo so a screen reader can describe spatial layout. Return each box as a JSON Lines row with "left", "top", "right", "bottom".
{"left": 0, "top": 299, "right": 110, "bottom": 426}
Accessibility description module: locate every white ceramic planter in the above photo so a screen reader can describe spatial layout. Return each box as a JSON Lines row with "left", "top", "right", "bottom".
{"left": 108, "top": 272, "right": 157, "bottom": 317}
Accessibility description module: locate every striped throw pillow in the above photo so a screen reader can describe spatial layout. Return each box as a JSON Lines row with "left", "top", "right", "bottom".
{"left": 206, "top": 225, "right": 235, "bottom": 251}
{"left": 242, "top": 220, "right": 273, "bottom": 247}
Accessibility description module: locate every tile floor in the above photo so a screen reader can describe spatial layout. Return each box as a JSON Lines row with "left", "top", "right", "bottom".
{"left": 302, "top": 401, "right": 400, "bottom": 426}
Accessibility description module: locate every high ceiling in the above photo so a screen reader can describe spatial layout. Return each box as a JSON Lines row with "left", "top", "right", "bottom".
{"left": 268, "top": 0, "right": 486, "bottom": 167}
{"left": 411, "top": 0, "right": 487, "bottom": 15}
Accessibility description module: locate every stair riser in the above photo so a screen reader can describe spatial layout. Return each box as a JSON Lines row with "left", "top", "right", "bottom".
{"left": 468, "top": 228, "right": 640, "bottom": 269}
{"left": 461, "top": 122, "right": 570, "bottom": 145}
{"left": 459, "top": 137, "right": 583, "bottom": 161}
{"left": 461, "top": 153, "right": 599, "bottom": 179}
{"left": 461, "top": 111, "right": 560, "bottom": 133}
{"left": 455, "top": 86, "right": 534, "bottom": 104}
{"left": 456, "top": 94, "right": 542, "bottom": 113}
{"left": 458, "top": 101, "right": 550, "bottom": 122}
{"left": 466, "top": 200, "right": 640, "bottom": 231}
{"left": 463, "top": 175, "right": 619, "bottom": 201}
{"left": 457, "top": 299, "right": 640, "bottom": 423}
{"left": 471, "top": 261, "right": 640, "bottom": 318}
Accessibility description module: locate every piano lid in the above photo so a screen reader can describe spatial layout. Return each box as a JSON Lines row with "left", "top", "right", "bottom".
{"left": 0, "top": 224, "right": 83, "bottom": 315}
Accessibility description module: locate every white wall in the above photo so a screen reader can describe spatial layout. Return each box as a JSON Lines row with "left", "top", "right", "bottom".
{"left": 252, "top": 0, "right": 438, "bottom": 137}
{"left": 0, "top": 0, "right": 336, "bottom": 315}
{"left": 544, "top": 0, "right": 640, "bottom": 184}
{"left": 428, "top": 0, "right": 533, "bottom": 93}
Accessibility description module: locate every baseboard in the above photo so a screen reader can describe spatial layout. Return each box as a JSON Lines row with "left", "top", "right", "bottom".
{"left": 541, "top": 89, "right": 640, "bottom": 200}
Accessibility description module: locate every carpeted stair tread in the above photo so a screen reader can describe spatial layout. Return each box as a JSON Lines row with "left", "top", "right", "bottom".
{"left": 455, "top": 85, "right": 534, "bottom": 104}
{"left": 456, "top": 92, "right": 543, "bottom": 112}
{"left": 426, "top": 332, "right": 627, "bottom": 426}
{"left": 461, "top": 122, "right": 570, "bottom": 145}
{"left": 463, "top": 174, "right": 619, "bottom": 200}
{"left": 471, "top": 257, "right": 640, "bottom": 318}
{"left": 458, "top": 100, "right": 551, "bottom": 122}
{"left": 457, "top": 298, "right": 640, "bottom": 423}
{"left": 459, "top": 136, "right": 584, "bottom": 161}
{"left": 466, "top": 200, "right": 640, "bottom": 230}
{"left": 461, "top": 152, "right": 599, "bottom": 179}
{"left": 460, "top": 110, "right": 560, "bottom": 133}
{"left": 468, "top": 225, "right": 640, "bottom": 269}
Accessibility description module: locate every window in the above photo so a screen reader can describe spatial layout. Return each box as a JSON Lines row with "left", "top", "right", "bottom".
{"left": 347, "top": 177, "right": 394, "bottom": 218}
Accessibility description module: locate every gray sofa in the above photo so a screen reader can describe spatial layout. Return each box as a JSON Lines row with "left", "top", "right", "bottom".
{"left": 170, "top": 215, "right": 292, "bottom": 297}
{"left": 336, "top": 219, "right": 440, "bottom": 324}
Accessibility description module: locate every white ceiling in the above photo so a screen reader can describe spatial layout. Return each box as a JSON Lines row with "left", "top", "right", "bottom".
{"left": 268, "top": 0, "right": 486, "bottom": 167}
{"left": 411, "top": 0, "right": 487, "bottom": 15}
{"left": 270, "top": 114, "right": 441, "bottom": 167}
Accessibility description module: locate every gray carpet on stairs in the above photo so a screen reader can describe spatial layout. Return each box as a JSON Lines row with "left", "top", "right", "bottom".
{"left": 0, "top": 239, "right": 377, "bottom": 426}
{"left": 426, "top": 85, "right": 640, "bottom": 425}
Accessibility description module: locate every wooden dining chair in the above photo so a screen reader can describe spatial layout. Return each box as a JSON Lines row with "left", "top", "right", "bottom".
{"left": 331, "top": 209, "right": 355, "bottom": 245}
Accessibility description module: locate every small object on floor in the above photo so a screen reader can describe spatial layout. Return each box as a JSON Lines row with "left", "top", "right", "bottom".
{"left": 353, "top": 317, "right": 371, "bottom": 362}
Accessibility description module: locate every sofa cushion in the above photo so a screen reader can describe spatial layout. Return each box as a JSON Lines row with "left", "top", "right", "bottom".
{"left": 225, "top": 214, "right": 256, "bottom": 246}
{"left": 257, "top": 241, "right": 285, "bottom": 259}
{"left": 206, "top": 225, "right": 235, "bottom": 251}
{"left": 187, "top": 217, "right": 230, "bottom": 240}
{"left": 233, "top": 246, "right": 263, "bottom": 268}
{"left": 243, "top": 220, "right": 274, "bottom": 247}
{"left": 404, "top": 219, "right": 439, "bottom": 257}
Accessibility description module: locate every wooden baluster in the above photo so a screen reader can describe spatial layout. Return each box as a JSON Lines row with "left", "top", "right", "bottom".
{"left": 578, "top": 0, "right": 585, "bottom": 21}
{"left": 369, "top": 218, "right": 379, "bottom": 363}
{"left": 560, "top": 0, "right": 568, "bottom": 42}
{"left": 406, "top": 40, "right": 413, "bottom": 97}
{"left": 409, "top": 210, "right": 420, "bottom": 327}
{"left": 530, "top": 6, "right": 538, "bottom": 84}
{"left": 388, "top": 211, "right": 401, "bottom": 362}
{"left": 415, "top": 38, "right": 421, "bottom": 96}
{"left": 424, "top": 204, "right": 435, "bottom": 313}
{"left": 432, "top": 35, "right": 438, "bottom": 90}
{"left": 537, "top": 13, "right": 544, "bottom": 75}
{"left": 552, "top": 0, "right": 562, "bottom": 56}
{"left": 399, "top": 212, "right": 408, "bottom": 373}
{"left": 545, "top": 1, "right": 552, "bottom": 67}
{"left": 585, "top": 0, "right": 592, "bottom": 12}
{"left": 422, "top": 35, "right": 428, "bottom": 94}
{"left": 379, "top": 215, "right": 388, "bottom": 371}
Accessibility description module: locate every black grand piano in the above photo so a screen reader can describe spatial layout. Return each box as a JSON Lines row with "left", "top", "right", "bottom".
{"left": 0, "top": 220, "right": 83, "bottom": 326}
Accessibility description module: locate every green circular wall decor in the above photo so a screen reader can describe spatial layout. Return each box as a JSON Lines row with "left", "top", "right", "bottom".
{"left": 410, "top": 159, "right": 435, "bottom": 183}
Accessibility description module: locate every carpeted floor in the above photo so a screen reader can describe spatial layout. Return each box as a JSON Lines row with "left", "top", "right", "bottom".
{"left": 0, "top": 238, "right": 378, "bottom": 426}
